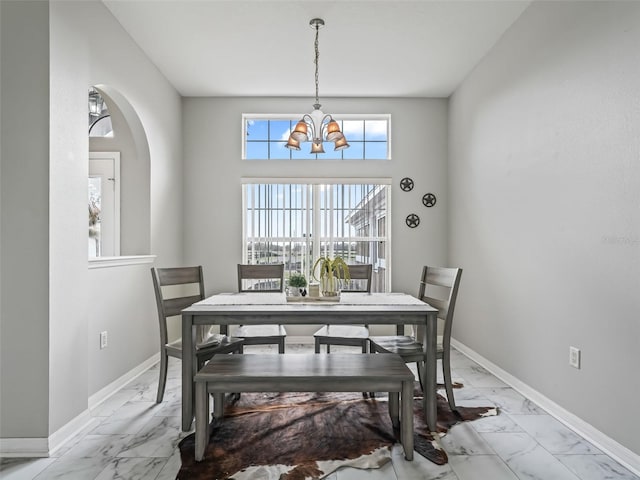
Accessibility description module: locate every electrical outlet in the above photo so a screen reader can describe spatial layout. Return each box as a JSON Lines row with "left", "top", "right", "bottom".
{"left": 100, "top": 331, "right": 108, "bottom": 349}
{"left": 569, "top": 346, "right": 580, "bottom": 369}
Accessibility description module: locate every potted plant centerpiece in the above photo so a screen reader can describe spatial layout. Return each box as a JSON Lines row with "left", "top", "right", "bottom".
{"left": 288, "top": 273, "right": 308, "bottom": 297}
{"left": 312, "top": 256, "right": 350, "bottom": 297}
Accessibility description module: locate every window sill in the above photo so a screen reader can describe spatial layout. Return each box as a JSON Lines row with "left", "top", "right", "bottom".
{"left": 88, "top": 255, "right": 156, "bottom": 269}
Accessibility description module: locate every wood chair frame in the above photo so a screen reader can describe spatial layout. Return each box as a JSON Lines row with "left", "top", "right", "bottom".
{"left": 313, "top": 264, "right": 373, "bottom": 353}
{"left": 369, "top": 266, "right": 462, "bottom": 410}
{"left": 151, "top": 266, "right": 244, "bottom": 403}
{"left": 234, "top": 263, "right": 287, "bottom": 353}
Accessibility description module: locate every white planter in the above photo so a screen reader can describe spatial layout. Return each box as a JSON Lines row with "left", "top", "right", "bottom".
{"left": 288, "top": 287, "right": 301, "bottom": 296}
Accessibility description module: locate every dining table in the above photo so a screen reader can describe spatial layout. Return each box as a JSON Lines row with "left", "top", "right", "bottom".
{"left": 180, "top": 291, "right": 439, "bottom": 433}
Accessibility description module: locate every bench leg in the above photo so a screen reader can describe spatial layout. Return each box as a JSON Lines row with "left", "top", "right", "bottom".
{"left": 388, "top": 392, "right": 399, "bottom": 429}
{"left": 195, "top": 382, "right": 209, "bottom": 462}
{"left": 213, "top": 392, "right": 225, "bottom": 418}
{"left": 401, "top": 380, "right": 414, "bottom": 460}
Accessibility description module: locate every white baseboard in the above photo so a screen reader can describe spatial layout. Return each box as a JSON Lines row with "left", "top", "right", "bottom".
{"left": 88, "top": 353, "right": 159, "bottom": 410}
{"left": 0, "top": 353, "right": 160, "bottom": 458}
{"left": 0, "top": 437, "right": 49, "bottom": 457}
{"left": 451, "top": 338, "right": 640, "bottom": 477}
{"left": 48, "top": 410, "right": 100, "bottom": 456}
{"left": 0, "top": 411, "right": 101, "bottom": 458}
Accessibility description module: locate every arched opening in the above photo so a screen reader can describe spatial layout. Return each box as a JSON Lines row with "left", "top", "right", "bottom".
{"left": 88, "top": 85, "right": 151, "bottom": 257}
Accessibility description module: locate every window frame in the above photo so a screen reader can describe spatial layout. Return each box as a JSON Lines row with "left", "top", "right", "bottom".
{"left": 242, "top": 177, "right": 392, "bottom": 291}
{"left": 242, "top": 114, "right": 392, "bottom": 160}
{"left": 88, "top": 151, "right": 121, "bottom": 258}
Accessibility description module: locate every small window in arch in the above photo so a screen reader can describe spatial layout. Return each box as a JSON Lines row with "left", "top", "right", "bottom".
{"left": 88, "top": 87, "right": 113, "bottom": 137}
{"left": 243, "top": 114, "right": 390, "bottom": 160}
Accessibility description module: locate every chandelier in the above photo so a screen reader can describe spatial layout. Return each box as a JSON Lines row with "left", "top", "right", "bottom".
{"left": 285, "top": 18, "right": 349, "bottom": 153}
{"left": 88, "top": 87, "right": 104, "bottom": 117}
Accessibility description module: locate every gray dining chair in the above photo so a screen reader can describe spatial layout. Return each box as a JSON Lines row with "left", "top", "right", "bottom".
{"left": 151, "top": 266, "right": 244, "bottom": 403}
{"left": 313, "top": 264, "right": 373, "bottom": 353}
{"left": 234, "top": 263, "right": 287, "bottom": 353}
{"left": 369, "top": 266, "right": 462, "bottom": 410}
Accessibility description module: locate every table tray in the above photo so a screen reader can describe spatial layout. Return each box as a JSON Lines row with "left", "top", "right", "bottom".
{"left": 286, "top": 296, "right": 340, "bottom": 303}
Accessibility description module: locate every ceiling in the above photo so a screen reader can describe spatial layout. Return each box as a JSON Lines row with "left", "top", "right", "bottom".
{"left": 103, "top": 0, "right": 531, "bottom": 98}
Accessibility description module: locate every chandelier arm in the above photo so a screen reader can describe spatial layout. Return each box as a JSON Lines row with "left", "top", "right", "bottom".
{"left": 319, "top": 114, "right": 333, "bottom": 137}
{"left": 301, "top": 113, "right": 316, "bottom": 138}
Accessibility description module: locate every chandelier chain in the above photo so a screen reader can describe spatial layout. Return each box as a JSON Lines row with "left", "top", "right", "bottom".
{"left": 314, "top": 22, "right": 320, "bottom": 106}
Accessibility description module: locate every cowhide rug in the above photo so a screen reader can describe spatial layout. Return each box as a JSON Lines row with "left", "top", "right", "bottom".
{"left": 177, "top": 385, "right": 496, "bottom": 480}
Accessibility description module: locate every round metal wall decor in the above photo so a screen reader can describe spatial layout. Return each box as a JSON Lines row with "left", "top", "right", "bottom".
{"left": 405, "top": 213, "right": 420, "bottom": 228}
{"left": 400, "top": 177, "right": 414, "bottom": 192}
{"left": 422, "top": 193, "right": 437, "bottom": 208}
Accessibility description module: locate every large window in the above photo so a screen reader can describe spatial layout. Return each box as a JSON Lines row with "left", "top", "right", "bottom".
{"left": 242, "top": 180, "right": 390, "bottom": 292}
{"left": 243, "top": 115, "right": 390, "bottom": 160}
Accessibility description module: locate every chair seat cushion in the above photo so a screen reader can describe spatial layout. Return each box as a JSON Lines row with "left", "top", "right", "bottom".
{"left": 313, "top": 324, "right": 369, "bottom": 339}
{"left": 369, "top": 335, "right": 444, "bottom": 355}
{"left": 233, "top": 324, "right": 287, "bottom": 338}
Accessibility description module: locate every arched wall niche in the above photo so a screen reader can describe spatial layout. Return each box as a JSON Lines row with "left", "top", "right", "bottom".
{"left": 89, "top": 84, "right": 151, "bottom": 255}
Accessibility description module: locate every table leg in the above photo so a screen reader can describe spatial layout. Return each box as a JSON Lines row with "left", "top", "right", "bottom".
{"left": 195, "top": 381, "right": 209, "bottom": 461}
{"left": 423, "top": 312, "right": 438, "bottom": 432}
{"left": 401, "top": 379, "right": 414, "bottom": 460}
{"left": 388, "top": 392, "right": 399, "bottom": 428}
{"left": 182, "top": 313, "right": 196, "bottom": 431}
{"left": 213, "top": 393, "right": 224, "bottom": 418}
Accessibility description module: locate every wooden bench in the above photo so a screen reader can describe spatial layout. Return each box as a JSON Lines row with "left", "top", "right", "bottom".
{"left": 194, "top": 353, "right": 415, "bottom": 461}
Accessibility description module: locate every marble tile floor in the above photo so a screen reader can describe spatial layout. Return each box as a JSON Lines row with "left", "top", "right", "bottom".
{"left": 1, "top": 344, "right": 638, "bottom": 480}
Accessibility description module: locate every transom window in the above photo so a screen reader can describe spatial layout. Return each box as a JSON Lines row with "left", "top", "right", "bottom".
{"left": 242, "top": 180, "right": 390, "bottom": 292}
{"left": 243, "top": 114, "right": 390, "bottom": 160}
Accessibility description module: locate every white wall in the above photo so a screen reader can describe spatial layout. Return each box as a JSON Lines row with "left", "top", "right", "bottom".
{"left": 449, "top": 1, "right": 640, "bottom": 456}
{"left": 49, "top": 0, "right": 91, "bottom": 436}
{"left": 87, "top": 262, "right": 157, "bottom": 395}
{"left": 0, "top": 0, "right": 51, "bottom": 439}
{"left": 1, "top": 0, "right": 184, "bottom": 446}
{"left": 182, "top": 97, "right": 449, "bottom": 337}
{"left": 51, "top": 0, "right": 184, "bottom": 417}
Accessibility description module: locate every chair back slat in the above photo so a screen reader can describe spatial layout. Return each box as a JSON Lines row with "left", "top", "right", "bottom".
{"left": 151, "top": 266, "right": 206, "bottom": 347}
{"left": 163, "top": 295, "right": 203, "bottom": 317}
{"left": 421, "top": 296, "right": 448, "bottom": 320}
{"left": 237, "top": 264, "right": 284, "bottom": 292}
{"left": 155, "top": 266, "right": 203, "bottom": 287}
{"left": 414, "top": 266, "right": 462, "bottom": 346}
{"left": 341, "top": 264, "right": 373, "bottom": 293}
{"left": 424, "top": 267, "right": 459, "bottom": 288}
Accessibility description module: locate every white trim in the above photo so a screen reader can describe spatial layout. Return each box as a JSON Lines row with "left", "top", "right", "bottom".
{"left": 89, "top": 353, "right": 159, "bottom": 409}
{"left": 48, "top": 410, "right": 100, "bottom": 456}
{"left": 244, "top": 113, "right": 391, "bottom": 121}
{"left": 0, "top": 438, "right": 49, "bottom": 458}
{"left": 89, "top": 152, "right": 121, "bottom": 256}
{"left": 1, "top": 353, "right": 159, "bottom": 457}
{"left": 242, "top": 177, "right": 392, "bottom": 185}
{"left": 451, "top": 338, "right": 640, "bottom": 477}
{"left": 385, "top": 185, "right": 392, "bottom": 292}
{"left": 88, "top": 254, "right": 156, "bottom": 269}
{"left": 0, "top": 412, "right": 100, "bottom": 458}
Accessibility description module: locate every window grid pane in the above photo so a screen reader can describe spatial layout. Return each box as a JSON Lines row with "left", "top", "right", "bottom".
{"left": 243, "top": 182, "right": 389, "bottom": 291}
{"left": 243, "top": 116, "right": 390, "bottom": 160}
